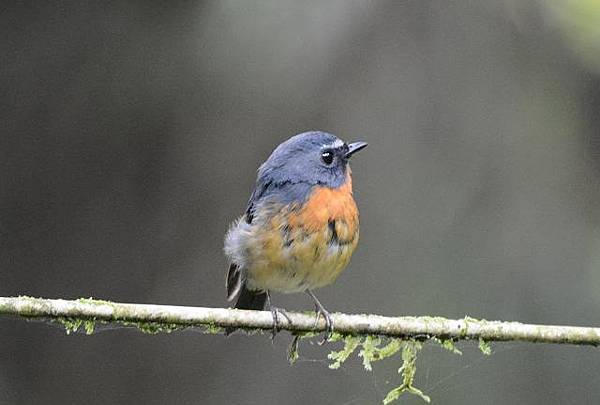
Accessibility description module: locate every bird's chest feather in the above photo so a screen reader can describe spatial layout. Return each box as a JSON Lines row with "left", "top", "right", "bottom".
{"left": 246, "top": 176, "right": 359, "bottom": 293}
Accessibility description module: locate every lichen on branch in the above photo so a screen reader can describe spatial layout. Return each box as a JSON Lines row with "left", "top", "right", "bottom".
{"left": 2, "top": 295, "right": 600, "bottom": 403}
{"left": 1, "top": 296, "right": 599, "bottom": 345}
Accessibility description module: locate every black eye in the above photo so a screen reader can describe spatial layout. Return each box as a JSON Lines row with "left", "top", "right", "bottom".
{"left": 321, "top": 151, "right": 334, "bottom": 165}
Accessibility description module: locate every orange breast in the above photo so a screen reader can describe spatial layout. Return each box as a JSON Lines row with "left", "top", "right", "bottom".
{"left": 245, "top": 170, "right": 360, "bottom": 293}
{"left": 289, "top": 171, "right": 359, "bottom": 236}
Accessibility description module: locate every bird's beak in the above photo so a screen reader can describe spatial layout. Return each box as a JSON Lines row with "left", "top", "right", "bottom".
{"left": 345, "top": 141, "right": 368, "bottom": 158}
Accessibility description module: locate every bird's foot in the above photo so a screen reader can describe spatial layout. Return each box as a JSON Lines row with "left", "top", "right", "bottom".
{"left": 269, "top": 306, "right": 292, "bottom": 340}
{"left": 306, "top": 289, "right": 334, "bottom": 345}
{"left": 266, "top": 291, "right": 292, "bottom": 341}
{"left": 314, "top": 305, "right": 334, "bottom": 345}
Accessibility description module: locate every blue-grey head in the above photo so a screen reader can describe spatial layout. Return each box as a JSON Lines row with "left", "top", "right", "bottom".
{"left": 258, "top": 131, "right": 368, "bottom": 189}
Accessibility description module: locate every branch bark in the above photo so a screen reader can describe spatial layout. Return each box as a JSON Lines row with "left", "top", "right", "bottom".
{"left": 1, "top": 296, "right": 599, "bottom": 346}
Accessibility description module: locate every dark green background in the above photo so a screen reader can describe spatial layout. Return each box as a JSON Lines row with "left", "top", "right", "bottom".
{"left": 2, "top": 1, "right": 600, "bottom": 404}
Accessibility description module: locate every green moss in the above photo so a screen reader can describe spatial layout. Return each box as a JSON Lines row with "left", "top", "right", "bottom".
{"left": 58, "top": 317, "right": 83, "bottom": 335}
{"left": 119, "top": 320, "right": 185, "bottom": 334}
{"left": 286, "top": 331, "right": 320, "bottom": 364}
{"left": 324, "top": 330, "right": 487, "bottom": 403}
{"left": 55, "top": 317, "right": 97, "bottom": 335}
{"left": 358, "top": 335, "right": 381, "bottom": 371}
{"left": 432, "top": 337, "right": 462, "bottom": 355}
{"left": 328, "top": 335, "right": 361, "bottom": 369}
{"left": 478, "top": 338, "right": 492, "bottom": 355}
{"left": 288, "top": 335, "right": 301, "bottom": 364}
{"left": 203, "top": 323, "right": 223, "bottom": 334}
{"left": 326, "top": 335, "right": 432, "bottom": 403}
{"left": 383, "top": 341, "right": 430, "bottom": 404}
{"left": 83, "top": 319, "right": 95, "bottom": 335}
{"left": 359, "top": 336, "right": 404, "bottom": 371}
{"left": 9, "top": 296, "right": 509, "bottom": 404}
{"left": 372, "top": 338, "right": 404, "bottom": 361}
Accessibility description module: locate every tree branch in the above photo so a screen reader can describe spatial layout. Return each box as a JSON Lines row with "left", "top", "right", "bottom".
{"left": 1, "top": 296, "right": 599, "bottom": 345}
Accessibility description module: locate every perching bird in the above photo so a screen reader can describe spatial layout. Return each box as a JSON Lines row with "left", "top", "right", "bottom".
{"left": 224, "top": 131, "right": 367, "bottom": 339}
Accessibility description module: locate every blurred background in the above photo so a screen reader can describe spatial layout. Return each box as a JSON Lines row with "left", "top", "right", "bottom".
{"left": 2, "top": 1, "right": 600, "bottom": 404}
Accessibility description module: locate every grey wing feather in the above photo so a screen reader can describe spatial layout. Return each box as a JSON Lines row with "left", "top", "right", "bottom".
{"left": 225, "top": 179, "right": 270, "bottom": 301}
{"left": 225, "top": 172, "right": 313, "bottom": 302}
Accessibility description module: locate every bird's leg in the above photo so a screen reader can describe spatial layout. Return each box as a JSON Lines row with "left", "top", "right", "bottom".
{"left": 266, "top": 291, "right": 291, "bottom": 340}
{"left": 306, "top": 289, "right": 333, "bottom": 344}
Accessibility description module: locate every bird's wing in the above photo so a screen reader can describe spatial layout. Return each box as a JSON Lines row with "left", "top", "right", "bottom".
{"left": 226, "top": 178, "right": 314, "bottom": 301}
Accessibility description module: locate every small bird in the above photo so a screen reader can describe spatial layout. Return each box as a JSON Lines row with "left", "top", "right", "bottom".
{"left": 224, "top": 131, "right": 367, "bottom": 340}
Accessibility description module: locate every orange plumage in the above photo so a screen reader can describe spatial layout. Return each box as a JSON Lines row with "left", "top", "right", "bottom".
{"left": 245, "top": 171, "right": 359, "bottom": 293}
{"left": 289, "top": 169, "right": 358, "bottom": 234}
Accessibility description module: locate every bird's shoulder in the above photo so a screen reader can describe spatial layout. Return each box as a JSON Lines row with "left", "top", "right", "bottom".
{"left": 244, "top": 180, "right": 314, "bottom": 224}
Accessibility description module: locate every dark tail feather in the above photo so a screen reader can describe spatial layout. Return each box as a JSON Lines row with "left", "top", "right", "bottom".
{"left": 234, "top": 286, "right": 267, "bottom": 310}
{"left": 226, "top": 286, "right": 267, "bottom": 335}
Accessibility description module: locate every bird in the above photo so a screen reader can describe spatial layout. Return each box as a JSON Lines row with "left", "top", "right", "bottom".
{"left": 224, "top": 131, "right": 367, "bottom": 340}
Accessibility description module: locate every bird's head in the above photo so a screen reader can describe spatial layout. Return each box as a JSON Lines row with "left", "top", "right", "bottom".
{"left": 258, "top": 131, "right": 368, "bottom": 188}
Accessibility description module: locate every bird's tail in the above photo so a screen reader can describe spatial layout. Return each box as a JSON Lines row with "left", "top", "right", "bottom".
{"left": 233, "top": 286, "right": 267, "bottom": 311}
{"left": 225, "top": 286, "right": 267, "bottom": 335}
{"left": 226, "top": 263, "right": 267, "bottom": 334}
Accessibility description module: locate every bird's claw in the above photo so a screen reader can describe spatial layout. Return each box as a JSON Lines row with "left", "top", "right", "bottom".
{"left": 269, "top": 306, "right": 292, "bottom": 341}
{"left": 313, "top": 304, "right": 334, "bottom": 345}
{"left": 306, "top": 289, "right": 334, "bottom": 344}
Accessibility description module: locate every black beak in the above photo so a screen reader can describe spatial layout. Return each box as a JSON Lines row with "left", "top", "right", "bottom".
{"left": 345, "top": 141, "right": 368, "bottom": 158}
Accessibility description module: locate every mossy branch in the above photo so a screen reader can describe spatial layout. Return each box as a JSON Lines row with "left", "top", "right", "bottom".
{"left": 1, "top": 296, "right": 599, "bottom": 345}
{"left": 4, "top": 296, "right": 599, "bottom": 404}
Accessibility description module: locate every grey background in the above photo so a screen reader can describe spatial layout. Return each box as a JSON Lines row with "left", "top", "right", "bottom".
{"left": 2, "top": 1, "right": 600, "bottom": 404}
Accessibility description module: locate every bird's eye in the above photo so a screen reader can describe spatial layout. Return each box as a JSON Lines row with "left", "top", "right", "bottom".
{"left": 321, "top": 151, "right": 334, "bottom": 165}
